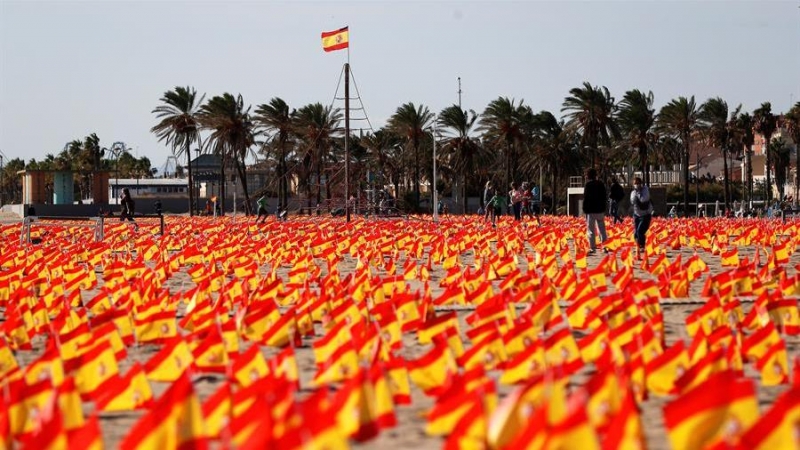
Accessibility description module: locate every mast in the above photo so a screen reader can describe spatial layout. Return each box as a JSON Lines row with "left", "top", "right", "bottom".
{"left": 345, "top": 62, "right": 351, "bottom": 222}
{"left": 458, "top": 77, "right": 462, "bottom": 109}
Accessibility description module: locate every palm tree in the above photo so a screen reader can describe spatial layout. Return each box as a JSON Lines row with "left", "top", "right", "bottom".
{"left": 254, "top": 98, "right": 294, "bottom": 209}
{"left": 360, "top": 128, "right": 401, "bottom": 196}
{"left": 753, "top": 102, "right": 777, "bottom": 204}
{"left": 561, "top": 82, "right": 620, "bottom": 169}
{"left": 783, "top": 102, "right": 800, "bottom": 201}
{"left": 294, "top": 103, "right": 342, "bottom": 206}
{"left": 478, "top": 97, "right": 528, "bottom": 194}
{"left": 732, "top": 112, "right": 755, "bottom": 206}
{"left": 151, "top": 86, "right": 205, "bottom": 215}
{"left": 699, "top": 97, "right": 732, "bottom": 209}
{"left": 80, "top": 133, "right": 104, "bottom": 201}
{"left": 388, "top": 103, "right": 434, "bottom": 210}
{"left": 198, "top": 93, "right": 256, "bottom": 215}
{"left": 437, "top": 105, "right": 485, "bottom": 213}
{"left": 657, "top": 96, "right": 700, "bottom": 215}
{"left": 528, "top": 111, "right": 574, "bottom": 212}
{"left": 617, "top": 90, "right": 655, "bottom": 184}
{"left": 770, "top": 138, "right": 791, "bottom": 201}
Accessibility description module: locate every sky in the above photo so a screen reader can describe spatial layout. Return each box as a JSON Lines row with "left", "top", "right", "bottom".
{"left": 1, "top": 0, "right": 799, "bottom": 171}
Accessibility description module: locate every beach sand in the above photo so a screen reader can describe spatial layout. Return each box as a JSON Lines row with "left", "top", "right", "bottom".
{"left": 3, "top": 214, "right": 799, "bottom": 449}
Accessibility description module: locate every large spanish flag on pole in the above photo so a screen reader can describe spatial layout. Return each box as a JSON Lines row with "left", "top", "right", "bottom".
{"left": 322, "top": 26, "right": 349, "bottom": 52}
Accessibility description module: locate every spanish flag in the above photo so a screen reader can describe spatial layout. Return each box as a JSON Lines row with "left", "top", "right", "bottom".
{"left": 663, "top": 370, "right": 759, "bottom": 449}
{"left": 322, "top": 26, "right": 349, "bottom": 52}
{"left": 119, "top": 372, "right": 207, "bottom": 450}
{"left": 738, "top": 384, "right": 800, "bottom": 449}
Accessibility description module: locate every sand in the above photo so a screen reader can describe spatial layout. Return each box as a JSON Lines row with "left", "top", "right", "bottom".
{"left": 2, "top": 213, "right": 799, "bottom": 449}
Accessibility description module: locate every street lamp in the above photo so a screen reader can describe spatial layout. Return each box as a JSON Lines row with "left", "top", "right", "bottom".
{"left": 0, "top": 149, "right": 6, "bottom": 207}
{"left": 429, "top": 116, "right": 439, "bottom": 223}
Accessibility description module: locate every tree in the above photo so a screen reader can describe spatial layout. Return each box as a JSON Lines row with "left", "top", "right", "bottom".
{"left": 151, "top": 86, "right": 205, "bottom": 216}
{"left": 617, "top": 90, "right": 655, "bottom": 184}
{"left": 388, "top": 103, "right": 434, "bottom": 210}
{"left": 561, "top": 82, "right": 620, "bottom": 169}
{"left": 657, "top": 96, "right": 700, "bottom": 215}
{"left": 770, "top": 138, "right": 791, "bottom": 201}
{"left": 753, "top": 102, "right": 777, "bottom": 204}
{"left": 528, "top": 111, "right": 573, "bottom": 212}
{"left": 437, "top": 105, "right": 486, "bottom": 213}
{"left": 199, "top": 93, "right": 256, "bottom": 215}
{"left": 478, "top": 97, "right": 529, "bottom": 195}
{"left": 78, "top": 133, "right": 104, "bottom": 201}
{"left": 294, "top": 103, "right": 342, "bottom": 206}
{"left": 360, "top": 128, "right": 402, "bottom": 198}
{"left": 254, "top": 98, "right": 294, "bottom": 209}
{"left": 731, "top": 112, "right": 755, "bottom": 206}
{"left": 1, "top": 157, "right": 24, "bottom": 204}
{"left": 699, "top": 97, "right": 732, "bottom": 209}
{"left": 783, "top": 102, "right": 800, "bottom": 201}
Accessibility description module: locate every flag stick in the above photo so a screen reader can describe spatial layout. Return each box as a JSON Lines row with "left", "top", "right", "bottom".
{"left": 345, "top": 62, "right": 351, "bottom": 223}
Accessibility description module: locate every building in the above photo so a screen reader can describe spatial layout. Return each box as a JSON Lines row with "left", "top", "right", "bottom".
{"left": 109, "top": 178, "right": 188, "bottom": 204}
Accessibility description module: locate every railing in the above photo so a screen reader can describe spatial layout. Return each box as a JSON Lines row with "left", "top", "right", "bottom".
{"left": 569, "top": 176, "right": 584, "bottom": 188}
{"left": 21, "top": 216, "right": 104, "bottom": 244}
{"left": 613, "top": 171, "right": 681, "bottom": 186}
{"left": 20, "top": 214, "right": 165, "bottom": 244}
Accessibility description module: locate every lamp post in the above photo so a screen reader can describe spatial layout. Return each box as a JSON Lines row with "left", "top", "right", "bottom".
{"left": 193, "top": 148, "right": 201, "bottom": 216}
{"left": 107, "top": 145, "right": 121, "bottom": 204}
{"left": 430, "top": 116, "right": 439, "bottom": 223}
{"left": 0, "top": 150, "right": 5, "bottom": 207}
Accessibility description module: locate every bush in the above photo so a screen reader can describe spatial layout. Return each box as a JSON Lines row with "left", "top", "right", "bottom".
{"left": 666, "top": 182, "right": 744, "bottom": 204}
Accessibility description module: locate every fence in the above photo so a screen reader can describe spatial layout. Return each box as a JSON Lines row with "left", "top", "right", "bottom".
{"left": 20, "top": 214, "right": 165, "bottom": 244}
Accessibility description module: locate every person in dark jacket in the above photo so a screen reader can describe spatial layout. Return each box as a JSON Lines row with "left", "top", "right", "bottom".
{"left": 582, "top": 168, "right": 607, "bottom": 254}
{"left": 119, "top": 188, "right": 138, "bottom": 231}
{"left": 608, "top": 177, "right": 624, "bottom": 224}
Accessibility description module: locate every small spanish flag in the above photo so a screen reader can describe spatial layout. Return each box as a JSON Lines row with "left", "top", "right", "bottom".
{"left": 322, "top": 26, "right": 349, "bottom": 52}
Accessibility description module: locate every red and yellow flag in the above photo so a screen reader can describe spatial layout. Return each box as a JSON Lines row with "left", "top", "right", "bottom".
{"left": 322, "top": 26, "right": 349, "bottom": 52}
{"left": 664, "top": 370, "right": 759, "bottom": 449}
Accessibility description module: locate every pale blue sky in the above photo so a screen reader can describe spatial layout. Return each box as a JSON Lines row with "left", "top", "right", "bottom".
{"left": 1, "top": 0, "right": 799, "bottom": 170}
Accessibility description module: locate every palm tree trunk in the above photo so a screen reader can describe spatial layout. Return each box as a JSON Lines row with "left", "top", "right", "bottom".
{"left": 186, "top": 142, "right": 194, "bottom": 216}
{"left": 281, "top": 153, "right": 288, "bottom": 209}
{"left": 504, "top": 143, "right": 511, "bottom": 194}
{"left": 766, "top": 133, "right": 772, "bottom": 204}
{"left": 414, "top": 145, "right": 420, "bottom": 210}
{"left": 554, "top": 163, "right": 560, "bottom": 215}
{"left": 462, "top": 172, "right": 468, "bottom": 214}
{"left": 722, "top": 147, "right": 730, "bottom": 210}
{"left": 683, "top": 138, "right": 690, "bottom": 215}
{"left": 795, "top": 143, "right": 799, "bottom": 203}
{"left": 235, "top": 157, "right": 251, "bottom": 215}
{"left": 640, "top": 144, "right": 648, "bottom": 185}
{"left": 220, "top": 158, "right": 226, "bottom": 215}
{"left": 746, "top": 148, "right": 753, "bottom": 207}
{"left": 316, "top": 161, "right": 322, "bottom": 207}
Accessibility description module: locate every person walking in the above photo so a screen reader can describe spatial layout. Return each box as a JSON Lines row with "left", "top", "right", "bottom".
{"left": 119, "top": 187, "right": 138, "bottom": 231}
{"left": 630, "top": 176, "right": 653, "bottom": 259}
{"left": 520, "top": 182, "right": 532, "bottom": 219}
{"left": 484, "top": 180, "right": 498, "bottom": 226}
{"left": 255, "top": 194, "right": 269, "bottom": 224}
{"left": 530, "top": 183, "right": 541, "bottom": 214}
{"left": 583, "top": 168, "right": 607, "bottom": 254}
{"left": 523, "top": 182, "right": 542, "bottom": 226}
{"left": 608, "top": 177, "right": 624, "bottom": 224}
{"left": 509, "top": 182, "right": 523, "bottom": 221}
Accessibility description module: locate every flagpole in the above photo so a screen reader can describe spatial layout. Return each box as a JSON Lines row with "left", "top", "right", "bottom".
{"left": 345, "top": 29, "right": 351, "bottom": 223}
{"left": 345, "top": 62, "right": 351, "bottom": 223}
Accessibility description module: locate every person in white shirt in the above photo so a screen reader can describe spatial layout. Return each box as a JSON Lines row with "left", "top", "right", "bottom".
{"left": 630, "top": 177, "right": 653, "bottom": 258}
